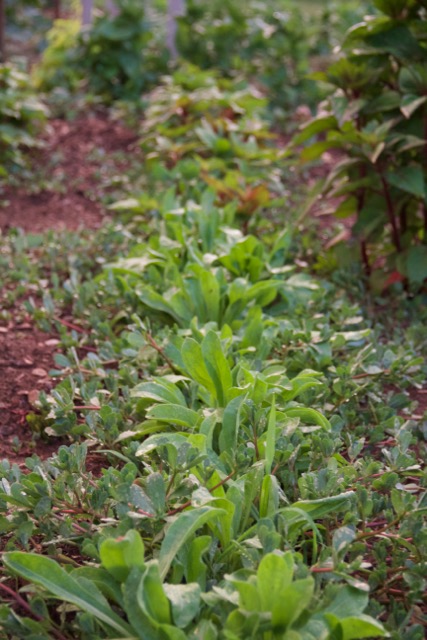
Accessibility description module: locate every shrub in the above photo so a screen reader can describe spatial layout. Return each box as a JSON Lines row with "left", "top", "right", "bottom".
{"left": 33, "top": 1, "right": 169, "bottom": 103}
{"left": 295, "top": 0, "right": 427, "bottom": 288}
{"left": 0, "top": 63, "right": 47, "bottom": 179}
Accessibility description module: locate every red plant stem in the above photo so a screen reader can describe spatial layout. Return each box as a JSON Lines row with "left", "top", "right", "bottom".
{"left": 54, "top": 317, "right": 86, "bottom": 333}
{"left": 360, "top": 239, "right": 371, "bottom": 277}
{"left": 53, "top": 0, "right": 60, "bottom": 19}
{"left": 380, "top": 174, "right": 402, "bottom": 252}
{"left": 424, "top": 113, "right": 427, "bottom": 244}
{"left": 146, "top": 333, "right": 178, "bottom": 372}
{"left": 72, "top": 405, "right": 101, "bottom": 411}
{"left": 0, "top": 583, "right": 68, "bottom": 640}
{"left": 167, "top": 470, "right": 236, "bottom": 516}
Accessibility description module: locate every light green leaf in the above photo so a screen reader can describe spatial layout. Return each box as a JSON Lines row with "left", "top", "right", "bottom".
{"left": 100, "top": 530, "right": 145, "bottom": 583}
{"left": 201, "top": 331, "right": 233, "bottom": 407}
{"left": 4, "top": 552, "right": 133, "bottom": 636}
{"left": 146, "top": 404, "right": 201, "bottom": 428}
{"left": 293, "top": 492, "right": 355, "bottom": 519}
{"left": 264, "top": 397, "right": 276, "bottom": 474}
{"left": 257, "top": 551, "right": 294, "bottom": 613}
{"left": 163, "top": 583, "right": 201, "bottom": 628}
{"left": 159, "top": 506, "right": 225, "bottom": 580}
{"left": 284, "top": 407, "right": 330, "bottom": 431}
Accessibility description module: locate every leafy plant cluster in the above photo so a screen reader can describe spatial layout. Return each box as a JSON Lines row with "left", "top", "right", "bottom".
{"left": 176, "top": 0, "right": 376, "bottom": 114}
{"left": 0, "top": 62, "right": 47, "bottom": 181}
{"left": 33, "top": 1, "right": 169, "bottom": 103}
{"left": 1, "top": 65, "right": 426, "bottom": 639}
{"left": 30, "top": 0, "right": 376, "bottom": 111}
{"left": 295, "top": 0, "right": 427, "bottom": 288}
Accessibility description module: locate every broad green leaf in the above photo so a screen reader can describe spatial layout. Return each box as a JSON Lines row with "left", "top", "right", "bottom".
{"left": 159, "top": 506, "right": 225, "bottom": 580}
{"left": 400, "top": 95, "right": 427, "bottom": 119}
{"left": 272, "top": 578, "right": 314, "bottom": 629}
{"left": 257, "top": 551, "right": 294, "bottom": 612}
{"left": 146, "top": 404, "right": 201, "bottom": 428}
{"left": 136, "top": 433, "right": 188, "bottom": 456}
{"left": 324, "top": 586, "right": 369, "bottom": 618}
{"left": 137, "top": 563, "right": 171, "bottom": 625}
{"left": 292, "top": 492, "right": 355, "bottom": 519}
{"left": 293, "top": 116, "right": 337, "bottom": 145}
{"left": 201, "top": 331, "right": 233, "bottom": 407}
{"left": 182, "top": 338, "right": 216, "bottom": 399}
{"left": 284, "top": 407, "right": 330, "bottom": 431}
{"left": 138, "top": 288, "right": 185, "bottom": 325}
{"left": 406, "top": 245, "right": 427, "bottom": 284}
{"left": 340, "top": 615, "right": 387, "bottom": 639}
{"left": 259, "top": 474, "right": 279, "bottom": 519}
{"left": 219, "top": 394, "right": 247, "bottom": 453}
{"left": 99, "top": 530, "right": 145, "bottom": 583}
{"left": 163, "top": 583, "right": 201, "bottom": 628}
{"left": 131, "top": 378, "right": 187, "bottom": 406}
{"left": 146, "top": 473, "right": 167, "bottom": 515}
{"left": 264, "top": 397, "right": 276, "bottom": 474}
{"left": 3, "top": 552, "right": 133, "bottom": 636}
{"left": 386, "top": 166, "right": 425, "bottom": 199}
{"left": 325, "top": 613, "right": 387, "bottom": 639}
{"left": 184, "top": 535, "right": 211, "bottom": 589}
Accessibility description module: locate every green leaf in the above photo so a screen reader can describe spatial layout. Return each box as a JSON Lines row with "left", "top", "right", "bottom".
{"left": 272, "top": 578, "right": 314, "bottom": 629}
{"left": 201, "top": 331, "right": 233, "bottom": 407}
{"left": 293, "top": 116, "right": 337, "bottom": 145}
{"left": 146, "top": 404, "right": 201, "bottom": 428}
{"left": 340, "top": 615, "right": 388, "bottom": 639}
{"left": 219, "top": 394, "right": 247, "bottom": 454}
{"left": 400, "top": 95, "right": 427, "bottom": 119}
{"left": 292, "top": 492, "right": 355, "bottom": 519}
{"left": 3, "top": 552, "right": 133, "bottom": 636}
{"left": 406, "top": 245, "right": 427, "bottom": 284}
{"left": 182, "top": 338, "right": 216, "bottom": 399}
{"left": 257, "top": 551, "right": 294, "bottom": 612}
{"left": 138, "top": 287, "right": 185, "bottom": 325}
{"left": 163, "top": 583, "right": 201, "bottom": 628}
{"left": 264, "top": 397, "right": 276, "bottom": 474}
{"left": 99, "top": 530, "right": 145, "bottom": 583}
{"left": 159, "top": 506, "right": 225, "bottom": 580}
{"left": 284, "top": 407, "right": 330, "bottom": 431}
{"left": 259, "top": 474, "right": 279, "bottom": 519}
{"left": 325, "top": 613, "right": 388, "bottom": 639}
{"left": 138, "top": 562, "right": 171, "bottom": 625}
{"left": 131, "top": 378, "right": 187, "bottom": 406}
{"left": 386, "top": 166, "right": 425, "bottom": 199}
{"left": 325, "top": 586, "right": 369, "bottom": 618}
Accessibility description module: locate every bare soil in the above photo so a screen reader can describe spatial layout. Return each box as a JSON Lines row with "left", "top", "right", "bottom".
{"left": 0, "top": 112, "right": 139, "bottom": 233}
{"left": 0, "top": 112, "right": 140, "bottom": 464}
{"left": 0, "top": 319, "right": 62, "bottom": 464}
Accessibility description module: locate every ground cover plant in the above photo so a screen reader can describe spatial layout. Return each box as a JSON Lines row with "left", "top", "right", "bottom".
{"left": 0, "top": 1, "right": 426, "bottom": 639}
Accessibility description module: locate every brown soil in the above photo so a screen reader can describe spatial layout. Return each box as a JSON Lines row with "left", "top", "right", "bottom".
{"left": 0, "top": 319, "right": 62, "bottom": 465}
{"left": 0, "top": 113, "right": 139, "bottom": 233}
{"left": 0, "top": 112, "right": 140, "bottom": 465}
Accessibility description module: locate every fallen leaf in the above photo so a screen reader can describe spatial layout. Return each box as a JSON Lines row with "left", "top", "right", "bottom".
{"left": 28, "top": 389, "right": 41, "bottom": 406}
{"left": 32, "top": 368, "right": 48, "bottom": 377}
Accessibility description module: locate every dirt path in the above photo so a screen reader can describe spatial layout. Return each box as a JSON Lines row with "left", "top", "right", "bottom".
{"left": 0, "top": 111, "right": 140, "bottom": 465}
{"left": 0, "top": 112, "right": 139, "bottom": 233}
